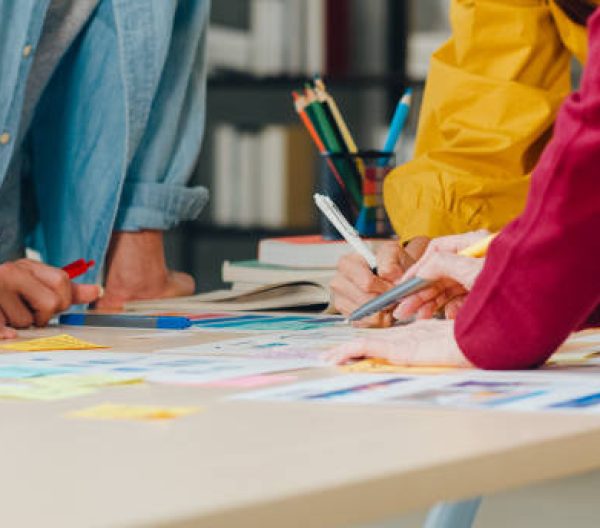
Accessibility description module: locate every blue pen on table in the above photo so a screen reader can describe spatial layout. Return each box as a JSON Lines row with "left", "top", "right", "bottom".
{"left": 59, "top": 313, "right": 192, "bottom": 330}
{"left": 380, "top": 88, "right": 413, "bottom": 165}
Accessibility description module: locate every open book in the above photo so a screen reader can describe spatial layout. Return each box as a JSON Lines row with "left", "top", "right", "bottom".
{"left": 125, "top": 278, "right": 333, "bottom": 312}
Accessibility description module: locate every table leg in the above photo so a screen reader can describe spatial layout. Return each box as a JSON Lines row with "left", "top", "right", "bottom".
{"left": 423, "top": 498, "right": 482, "bottom": 528}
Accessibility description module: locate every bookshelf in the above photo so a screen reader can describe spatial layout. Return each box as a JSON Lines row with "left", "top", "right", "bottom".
{"left": 165, "top": 0, "right": 451, "bottom": 293}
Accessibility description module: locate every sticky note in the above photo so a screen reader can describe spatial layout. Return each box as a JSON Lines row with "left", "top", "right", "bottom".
{"left": 68, "top": 403, "right": 201, "bottom": 421}
{"left": 0, "top": 334, "right": 109, "bottom": 352}
{"left": 341, "top": 358, "right": 456, "bottom": 375}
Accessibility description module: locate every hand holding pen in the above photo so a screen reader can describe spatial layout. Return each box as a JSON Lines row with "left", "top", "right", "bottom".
{"left": 348, "top": 232, "right": 497, "bottom": 323}
{"left": 314, "top": 193, "right": 429, "bottom": 327}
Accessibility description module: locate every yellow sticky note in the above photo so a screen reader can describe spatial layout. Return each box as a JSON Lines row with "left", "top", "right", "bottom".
{"left": 0, "top": 334, "right": 109, "bottom": 352}
{"left": 68, "top": 403, "right": 201, "bottom": 422}
{"left": 341, "top": 358, "right": 456, "bottom": 375}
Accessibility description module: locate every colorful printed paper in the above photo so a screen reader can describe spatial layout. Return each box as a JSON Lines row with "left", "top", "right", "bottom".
{"left": 68, "top": 403, "right": 201, "bottom": 421}
{"left": 0, "top": 365, "right": 74, "bottom": 379}
{"left": 233, "top": 371, "right": 600, "bottom": 414}
{"left": 0, "top": 334, "right": 109, "bottom": 351}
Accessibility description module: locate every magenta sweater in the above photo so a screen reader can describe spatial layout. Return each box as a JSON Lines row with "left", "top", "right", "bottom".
{"left": 455, "top": 10, "right": 600, "bottom": 370}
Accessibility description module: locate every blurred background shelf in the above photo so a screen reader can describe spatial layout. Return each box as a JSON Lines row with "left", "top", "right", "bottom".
{"left": 166, "top": 0, "right": 451, "bottom": 293}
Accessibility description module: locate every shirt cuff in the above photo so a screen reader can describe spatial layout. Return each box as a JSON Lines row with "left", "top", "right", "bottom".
{"left": 113, "top": 182, "right": 209, "bottom": 231}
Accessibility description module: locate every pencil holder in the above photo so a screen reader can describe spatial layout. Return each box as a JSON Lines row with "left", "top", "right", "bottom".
{"left": 318, "top": 150, "right": 394, "bottom": 239}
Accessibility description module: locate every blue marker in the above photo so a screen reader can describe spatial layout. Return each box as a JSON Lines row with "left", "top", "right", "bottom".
{"left": 381, "top": 88, "right": 413, "bottom": 163}
{"left": 59, "top": 313, "right": 192, "bottom": 330}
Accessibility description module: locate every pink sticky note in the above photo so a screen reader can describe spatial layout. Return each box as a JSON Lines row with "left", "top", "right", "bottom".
{"left": 203, "top": 374, "right": 297, "bottom": 389}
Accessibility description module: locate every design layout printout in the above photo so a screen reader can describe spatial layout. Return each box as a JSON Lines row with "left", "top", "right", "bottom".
{"left": 0, "top": 351, "right": 314, "bottom": 385}
{"left": 233, "top": 372, "right": 600, "bottom": 413}
{"left": 159, "top": 327, "right": 378, "bottom": 362}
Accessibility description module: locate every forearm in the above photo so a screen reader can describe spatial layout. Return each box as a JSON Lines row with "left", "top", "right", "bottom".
{"left": 454, "top": 14, "right": 600, "bottom": 369}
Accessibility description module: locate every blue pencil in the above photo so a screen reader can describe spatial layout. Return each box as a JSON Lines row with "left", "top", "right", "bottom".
{"left": 59, "top": 313, "right": 192, "bottom": 330}
{"left": 382, "top": 88, "right": 413, "bottom": 159}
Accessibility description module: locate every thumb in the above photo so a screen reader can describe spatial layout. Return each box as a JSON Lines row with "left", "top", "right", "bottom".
{"left": 72, "top": 284, "right": 103, "bottom": 305}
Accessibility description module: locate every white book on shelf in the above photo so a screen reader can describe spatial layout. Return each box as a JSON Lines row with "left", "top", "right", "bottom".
{"left": 407, "top": 30, "right": 451, "bottom": 80}
{"left": 305, "top": 0, "right": 325, "bottom": 75}
{"left": 207, "top": 25, "right": 252, "bottom": 73}
{"left": 237, "top": 131, "right": 259, "bottom": 227}
{"left": 282, "top": 0, "right": 305, "bottom": 75}
{"left": 213, "top": 124, "right": 238, "bottom": 226}
{"left": 258, "top": 126, "right": 287, "bottom": 228}
{"left": 250, "top": 0, "right": 286, "bottom": 75}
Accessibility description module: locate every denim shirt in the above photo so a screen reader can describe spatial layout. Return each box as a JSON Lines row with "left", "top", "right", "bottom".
{"left": 0, "top": 0, "right": 210, "bottom": 283}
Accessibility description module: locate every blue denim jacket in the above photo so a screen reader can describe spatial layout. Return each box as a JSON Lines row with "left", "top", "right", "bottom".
{"left": 0, "top": 0, "right": 210, "bottom": 283}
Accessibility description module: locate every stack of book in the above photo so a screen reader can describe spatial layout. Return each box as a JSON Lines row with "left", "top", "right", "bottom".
{"left": 126, "top": 235, "right": 384, "bottom": 312}
{"left": 208, "top": 0, "right": 351, "bottom": 77}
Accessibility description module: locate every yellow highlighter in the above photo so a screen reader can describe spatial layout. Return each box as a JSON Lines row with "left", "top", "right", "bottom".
{"left": 348, "top": 234, "right": 497, "bottom": 322}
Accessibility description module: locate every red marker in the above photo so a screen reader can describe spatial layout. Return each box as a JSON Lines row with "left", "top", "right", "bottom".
{"left": 62, "top": 259, "right": 95, "bottom": 279}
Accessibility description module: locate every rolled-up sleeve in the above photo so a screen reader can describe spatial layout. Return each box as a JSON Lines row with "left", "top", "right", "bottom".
{"left": 114, "top": 0, "right": 210, "bottom": 231}
{"left": 384, "top": 0, "right": 583, "bottom": 243}
{"left": 454, "top": 11, "right": 600, "bottom": 370}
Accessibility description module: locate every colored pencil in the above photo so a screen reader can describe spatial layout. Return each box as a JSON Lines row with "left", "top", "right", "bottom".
{"left": 293, "top": 91, "right": 347, "bottom": 192}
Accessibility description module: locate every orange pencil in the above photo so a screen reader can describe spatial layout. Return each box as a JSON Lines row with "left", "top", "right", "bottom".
{"left": 292, "top": 91, "right": 347, "bottom": 192}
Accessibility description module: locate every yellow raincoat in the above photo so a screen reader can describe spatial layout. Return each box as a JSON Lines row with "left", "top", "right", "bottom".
{"left": 385, "top": 0, "right": 597, "bottom": 242}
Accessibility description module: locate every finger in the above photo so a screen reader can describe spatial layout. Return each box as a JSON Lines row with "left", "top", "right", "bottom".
{"left": 352, "top": 310, "right": 394, "bottom": 329}
{"left": 327, "top": 338, "right": 407, "bottom": 365}
{"left": 71, "top": 284, "right": 103, "bottom": 305}
{"left": 414, "top": 253, "right": 484, "bottom": 290}
{"left": 0, "top": 311, "right": 17, "bottom": 339}
{"left": 338, "top": 255, "right": 389, "bottom": 294}
{"left": 15, "top": 260, "right": 72, "bottom": 311}
{"left": 323, "top": 339, "right": 375, "bottom": 364}
{"left": 376, "top": 242, "right": 411, "bottom": 282}
{"left": 393, "top": 284, "right": 444, "bottom": 320}
{"left": 426, "top": 230, "right": 490, "bottom": 255}
{"left": 404, "top": 236, "right": 430, "bottom": 261}
{"left": 0, "top": 292, "right": 35, "bottom": 329}
{"left": 334, "top": 290, "right": 392, "bottom": 328}
{"left": 445, "top": 297, "right": 466, "bottom": 320}
{"left": 331, "top": 274, "right": 387, "bottom": 308}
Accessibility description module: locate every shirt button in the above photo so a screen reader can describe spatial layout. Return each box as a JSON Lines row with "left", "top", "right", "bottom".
{"left": 23, "top": 45, "right": 33, "bottom": 58}
{"left": 0, "top": 133, "right": 11, "bottom": 145}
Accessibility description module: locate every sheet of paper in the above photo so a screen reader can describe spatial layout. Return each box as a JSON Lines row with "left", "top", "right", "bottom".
{"left": 68, "top": 403, "right": 201, "bottom": 421}
{"left": 201, "top": 374, "right": 297, "bottom": 388}
{"left": 0, "top": 365, "right": 74, "bottom": 379}
{"left": 0, "top": 351, "right": 316, "bottom": 385}
{"left": 234, "top": 371, "right": 600, "bottom": 414}
{"left": 159, "top": 327, "right": 375, "bottom": 362}
{"left": 144, "top": 356, "right": 316, "bottom": 385}
{"left": 0, "top": 334, "right": 109, "bottom": 351}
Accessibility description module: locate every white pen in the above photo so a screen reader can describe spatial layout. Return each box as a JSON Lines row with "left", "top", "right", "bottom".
{"left": 313, "top": 193, "right": 378, "bottom": 272}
